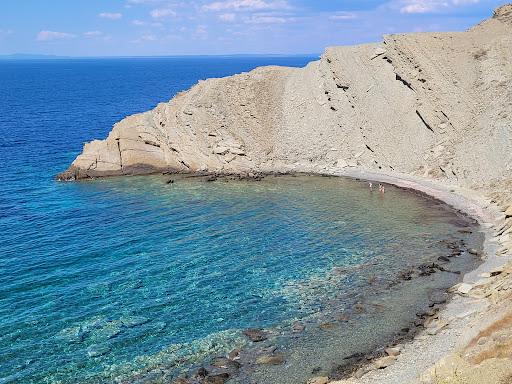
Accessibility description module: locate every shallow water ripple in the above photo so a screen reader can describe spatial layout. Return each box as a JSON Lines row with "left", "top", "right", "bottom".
{"left": 0, "top": 57, "right": 478, "bottom": 384}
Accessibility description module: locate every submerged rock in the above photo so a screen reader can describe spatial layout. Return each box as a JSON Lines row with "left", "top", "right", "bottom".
{"left": 227, "top": 348, "right": 242, "bottom": 361}
{"left": 100, "top": 327, "right": 121, "bottom": 340}
{"left": 292, "top": 321, "right": 306, "bottom": 333}
{"left": 56, "top": 326, "right": 87, "bottom": 343}
{"left": 210, "top": 357, "right": 241, "bottom": 372}
{"left": 87, "top": 344, "right": 111, "bottom": 358}
{"left": 192, "top": 367, "right": 209, "bottom": 379}
{"left": 152, "top": 321, "right": 167, "bottom": 332}
{"left": 121, "top": 316, "right": 150, "bottom": 328}
{"left": 243, "top": 328, "right": 267, "bottom": 342}
{"left": 353, "top": 303, "right": 366, "bottom": 314}
{"left": 172, "top": 379, "right": 191, "bottom": 384}
{"left": 256, "top": 354, "right": 285, "bottom": 365}
{"left": 319, "top": 322, "right": 337, "bottom": 330}
{"left": 204, "top": 373, "right": 230, "bottom": 383}
{"left": 336, "top": 313, "right": 351, "bottom": 322}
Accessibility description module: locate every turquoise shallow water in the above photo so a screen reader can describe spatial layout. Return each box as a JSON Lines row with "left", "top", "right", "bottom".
{"left": 0, "top": 174, "right": 479, "bottom": 383}
{"left": 0, "top": 57, "right": 481, "bottom": 384}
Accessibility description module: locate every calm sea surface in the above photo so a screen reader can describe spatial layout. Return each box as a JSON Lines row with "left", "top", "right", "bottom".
{"left": 0, "top": 57, "right": 480, "bottom": 383}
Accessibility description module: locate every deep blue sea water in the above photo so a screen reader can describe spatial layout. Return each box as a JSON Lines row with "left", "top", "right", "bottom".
{"left": 0, "top": 57, "right": 480, "bottom": 384}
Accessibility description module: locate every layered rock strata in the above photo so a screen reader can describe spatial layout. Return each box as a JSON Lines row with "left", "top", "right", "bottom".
{"left": 59, "top": 5, "right": 511, "bottom": 189}
{"left": 58, "top": 4, "right": 512, "bottom": 384}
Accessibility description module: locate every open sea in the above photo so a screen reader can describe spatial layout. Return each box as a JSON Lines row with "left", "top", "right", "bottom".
{"left": 0, "top": 57, "right": 482, "bottom": 384}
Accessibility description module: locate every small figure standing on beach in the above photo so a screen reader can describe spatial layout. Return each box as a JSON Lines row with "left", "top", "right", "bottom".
{"left": 379, "top": 184, "right": 386, "bottom": 194}
{"left": 369, "top": 182, "right": 373, "bottom": 190}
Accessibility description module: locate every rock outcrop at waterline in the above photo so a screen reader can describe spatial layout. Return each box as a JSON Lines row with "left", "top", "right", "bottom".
{"left": 59, "top": 5, "right": 512, "bottom": 187}
{"left": 57, "top": 4, "right": 512, "bottom": 384}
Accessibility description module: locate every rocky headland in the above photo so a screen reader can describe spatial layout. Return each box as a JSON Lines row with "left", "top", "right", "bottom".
{"left": 59, "top": 4, "right": 512, "bottom": 384}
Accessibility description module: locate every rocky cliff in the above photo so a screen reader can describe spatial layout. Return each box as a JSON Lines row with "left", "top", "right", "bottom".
{"left": 56, "top": 5, "right": 512, "bottom": 384}
{"left": 58, "top": 4, "right": 512, "bottom": 190}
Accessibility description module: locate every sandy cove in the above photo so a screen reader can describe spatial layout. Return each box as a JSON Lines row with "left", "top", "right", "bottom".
{"left": 319, "top": 167, "right": 512, "bottom": 384}
{"left": 225, "top": 162, "right": 512, "bottom": 382}
{"left": 57, "top": 4, "right": 512, "bottom": 383}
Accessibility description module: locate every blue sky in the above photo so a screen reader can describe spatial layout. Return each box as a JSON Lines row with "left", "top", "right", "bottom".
{"left": 0, "top": 0, "right": 505, "bottom": 56}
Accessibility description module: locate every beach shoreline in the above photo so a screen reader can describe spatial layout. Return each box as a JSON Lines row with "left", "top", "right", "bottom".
{"left": 110, "top": 168, "right": 505, "bottom": 384}
{"left": 57, "top": 165, "right": 512, "bottom": 383}
{"left": 319, "top": 167, "right": 512, "bottom": 384}
{"left": 129, "top": 167, "right": 510, "bottom": 384}
{"left": 52, "top": 4, "right": 512, "bottom": 381}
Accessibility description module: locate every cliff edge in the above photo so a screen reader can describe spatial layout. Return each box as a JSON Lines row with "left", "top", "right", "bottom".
{"left": 56, "top": 5, "right": 512, "bottom": 384}
{"left": 58, "top": 4, "right": 511, "bottom": 190}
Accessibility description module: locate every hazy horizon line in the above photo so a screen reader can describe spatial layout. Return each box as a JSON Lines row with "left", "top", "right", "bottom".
{"left": 0, "top": 52, "right": 321, "bottom": 60}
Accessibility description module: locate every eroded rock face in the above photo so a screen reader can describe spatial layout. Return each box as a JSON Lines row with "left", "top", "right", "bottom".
{"left": 243, "top": 328, "right": 268, "bottom": 342}
{"left": 494, "top": 3, "right": 512, "bottom": 23}
{"left": 59, "top": 66, "right": 292, "bottom": 180}
{"left": 58, "top": 4, "right": 511, "bottom": 188}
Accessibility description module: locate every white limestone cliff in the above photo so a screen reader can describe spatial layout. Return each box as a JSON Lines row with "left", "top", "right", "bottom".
{"left": 59, "top": 5, "right": 511, "bottom": 191}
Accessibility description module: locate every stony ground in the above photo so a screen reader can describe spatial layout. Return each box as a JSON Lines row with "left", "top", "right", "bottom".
{"left": 318, "top": 168, "right": 512, "bottom": 384}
